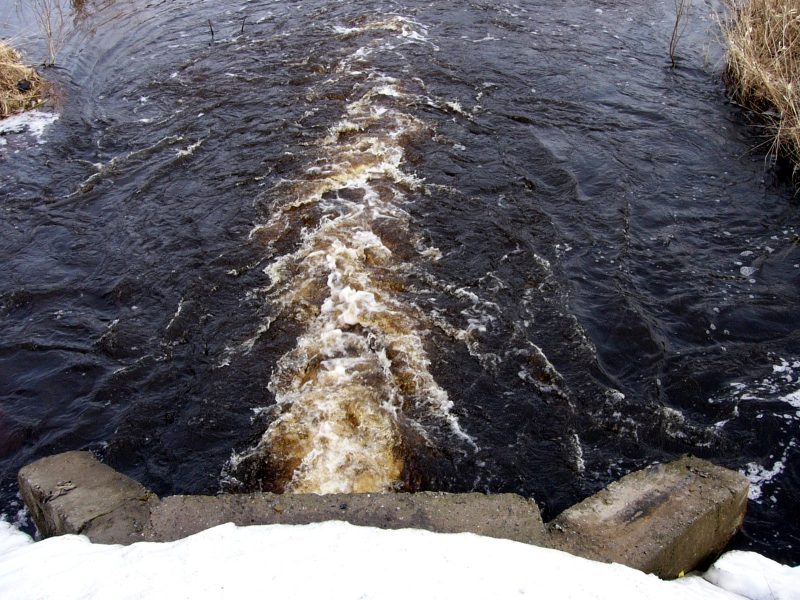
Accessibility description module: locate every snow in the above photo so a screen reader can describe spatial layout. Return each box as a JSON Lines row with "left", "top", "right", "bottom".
{"left": 704, "top": 551, "right": 800, "bottom": 600}
{"left": 0, "top": 110, "right": 58, "bottom": 142}
{"left": 0, "top": 522, "right": 31, "bottom": 556}
{"left": 1, "top": 519, "right": 797, "bottom": 599}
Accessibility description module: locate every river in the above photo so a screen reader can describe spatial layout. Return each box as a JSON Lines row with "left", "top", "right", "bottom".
{"left": 0, "top": 0, "right": 798, "bottom": 563}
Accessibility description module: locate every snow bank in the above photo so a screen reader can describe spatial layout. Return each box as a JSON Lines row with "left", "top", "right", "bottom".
{"left": 0, "top": 522, "right": 31, "bottom": 556}
{"left": 0, "top": 520, "right": 796, "bottom": 600}
{"left": 704, "top": 550, "right": 800, "bottom": 600}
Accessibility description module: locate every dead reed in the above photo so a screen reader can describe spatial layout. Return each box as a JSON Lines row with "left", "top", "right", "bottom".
{"left": 723, "top": 0, "right": 800, "bottom": 173}
{"left": 0, "top": 41, "right": 44, "bottom": 118}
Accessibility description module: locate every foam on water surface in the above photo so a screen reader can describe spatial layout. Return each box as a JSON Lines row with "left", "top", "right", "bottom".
{"left": 706, "top": 357, "right": 800, "bottom": 503}
{"left": 228, "top": 18, "right": 474, "bottom": 493}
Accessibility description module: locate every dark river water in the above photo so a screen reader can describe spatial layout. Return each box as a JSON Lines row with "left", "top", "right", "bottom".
{"left": 1, "top": 0, "right": 798, "bottom": 563}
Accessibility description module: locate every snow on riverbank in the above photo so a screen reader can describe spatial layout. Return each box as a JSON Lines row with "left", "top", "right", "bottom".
{"left": 0, "top": 110, "right": 58, "bottom": 144}
{"left": 0, "top": 520, "right": 797, "bottom": 599}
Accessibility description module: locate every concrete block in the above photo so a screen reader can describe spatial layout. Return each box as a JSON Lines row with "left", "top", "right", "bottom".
{"left": 548, "top": 455, "right": 749, "bottom": 578}
{"left": 18, "top": 451, "right": 159, "bottom": 545}
{"left": 16, "top": 450, "right": 749, "bottom": 580}
{"left": 146, "top": 491, "right": 548, "bottom": 546}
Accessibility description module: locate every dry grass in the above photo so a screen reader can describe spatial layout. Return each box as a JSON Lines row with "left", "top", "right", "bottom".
{"left": 0, "top": 41, "right": 44, "bottom": 118}
{"left": 723, "top": 0, "right": 800, "bottom": 174}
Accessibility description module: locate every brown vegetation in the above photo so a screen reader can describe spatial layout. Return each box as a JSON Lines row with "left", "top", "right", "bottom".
{"left": 723, "top": 0, "right": 800, "bottom": 173}
{"left": 670, "top": 0, "right": 692, "bottom": 68}
{"left": 27, "top": 0, "right": 67, "bottom": 67}
{"left": 0, "top": 41, "right": 43, "bottom": 118}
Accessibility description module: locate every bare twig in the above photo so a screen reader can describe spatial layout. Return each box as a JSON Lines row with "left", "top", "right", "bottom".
{"left": 22, "top": 0, "right": 67, "bottom": 66}
{"left": 669, "top": 0, "right": 692, "bottom": 68}
{"left": 208, "top": 18, "right": 214, "bottom": 42}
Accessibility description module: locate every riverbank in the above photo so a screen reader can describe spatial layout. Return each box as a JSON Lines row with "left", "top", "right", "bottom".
{"left": 0, "top": 42, "right": 43, "bottom": 118}
{"left": 723, "top": 0, "right": 800, "bottom": 175}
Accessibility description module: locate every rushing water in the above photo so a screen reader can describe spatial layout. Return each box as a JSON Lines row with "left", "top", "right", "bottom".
{"left": 1, "top": 0, "right": 798, "bottom": 563}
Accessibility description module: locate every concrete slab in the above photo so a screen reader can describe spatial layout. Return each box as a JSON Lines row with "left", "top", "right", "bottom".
{"left": 145, "top": 491, "right": 548, "bottom": 545}
{"left": 548, "top": 455, "right": 749, "bottom": 578}
{"left": 17, "top": 451, "right": 159, "bottom": 545}
{"left": 16, "top": 451, "right": 748, "bottom": 579}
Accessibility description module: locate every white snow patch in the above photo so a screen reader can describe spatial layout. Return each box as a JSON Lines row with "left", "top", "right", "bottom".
{"left": 0, "top": 110, "right": 59, "bottom": 142}
{"left": 703, "top": 550, "right": 800, "bottom": 600}
{"left": 0, "top": 520, "right": 784, "bottom": 600}
{"left": 0, "top": 522, "right": 31, "bottom": 556}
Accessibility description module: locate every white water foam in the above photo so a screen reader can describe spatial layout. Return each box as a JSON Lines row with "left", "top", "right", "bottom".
{"left": 714, "top": 357, "right": 800, "bottom": 501}
{"left": 232, "top": 19, "right": 474, "bottom": 493}
{"left": 744, "top": 441, "right": 797, "bottom": 502}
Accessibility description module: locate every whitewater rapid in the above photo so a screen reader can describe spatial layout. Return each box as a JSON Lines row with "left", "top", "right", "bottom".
{"left": 228, "top": 18, "right": 473, "bottom": 493}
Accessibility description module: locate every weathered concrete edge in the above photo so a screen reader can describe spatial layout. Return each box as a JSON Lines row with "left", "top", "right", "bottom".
{"left": 17, "top": 452, "right": 748, "bottom": 579}
{"left": 146, "top": 490, "right": 548, "bottom": 547}
{"left": 18, "top": 451, "right": 158, "bottom": 545}
{"left": 546, "top": 455, "right": 749, "bottom": 578}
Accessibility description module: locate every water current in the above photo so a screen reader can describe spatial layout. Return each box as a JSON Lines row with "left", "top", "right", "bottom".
{"left": 1, "top": 0, "right": 798, "bottom": 563}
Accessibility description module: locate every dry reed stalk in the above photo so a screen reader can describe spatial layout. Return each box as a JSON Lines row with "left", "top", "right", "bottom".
{"left": 24, "top": 0, "right": 67, "bottom": 66}
{"left": 723, "top": 0, "right": 800, "bottom": 173}
{"left": 670, "top": 0, "right": 692, "bottom": 68}
{"left": 0, "top": 41, "right": 44, "bottom": 118}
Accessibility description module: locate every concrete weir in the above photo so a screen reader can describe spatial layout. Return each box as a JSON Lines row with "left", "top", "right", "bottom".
{"left": 17, "top": 452, "right": 748, "bottom": 579}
